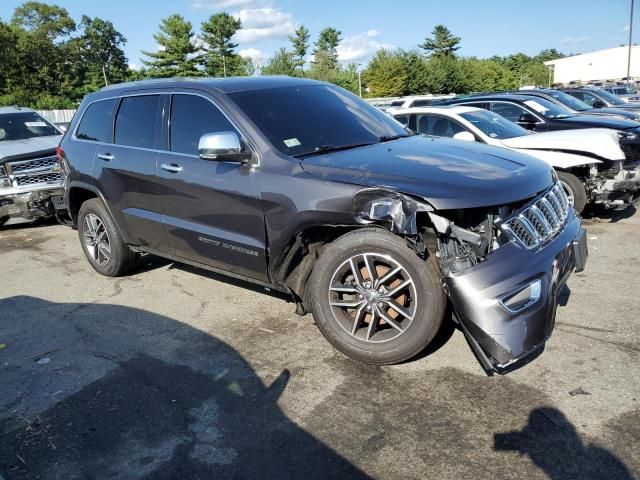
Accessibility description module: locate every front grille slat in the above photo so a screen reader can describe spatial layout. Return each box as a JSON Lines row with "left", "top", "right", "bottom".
{"left": 9, "top": 156, "right": 57, "bottom": 173}
{"left": 501, "top": 182, "right": 571, "bottom": 250}
{"left": 5, "top": 155, "right": 62, "bottom": 190}
{"left": 15, "top": 173, "right": 62, "bottom": 187}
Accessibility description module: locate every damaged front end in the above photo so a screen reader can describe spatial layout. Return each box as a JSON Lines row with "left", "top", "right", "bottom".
{"left": 354, "top": 184, "right": 588, "bottom": 374}
{"left": 587, "top": 160, "right": 640, "bottom": 208}
{"left": 0, "top": 155, "right": 65, "bottom": 227}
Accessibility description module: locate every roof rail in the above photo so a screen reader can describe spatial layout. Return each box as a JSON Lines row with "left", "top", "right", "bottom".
{"left": 100, "top": 77, "right": 201, "bottom": 91}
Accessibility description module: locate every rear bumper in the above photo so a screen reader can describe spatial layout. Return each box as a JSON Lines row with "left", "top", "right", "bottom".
{"left": 445, "top": 213, "right": 586, "bottom": 374}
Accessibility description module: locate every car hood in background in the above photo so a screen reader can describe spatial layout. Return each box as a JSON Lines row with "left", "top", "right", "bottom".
{"left": 500, "top": 128, "right": 625, "bottom": 161}
{"left": 584, "top": 107, "right": 640, "bottom": 120}
{"left": 0, "top": 135, "right": 62, "bottom": 163}
{"left": 300, "top": 136, "right": 554, "bottom": 210}
{"left": 556, "top": 114, "right": 639, "bottom": 130}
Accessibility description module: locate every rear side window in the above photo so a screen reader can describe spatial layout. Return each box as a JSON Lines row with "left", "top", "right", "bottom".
{"left": 170, "top": 94, "right": 237, "bottom": 156}
{"left": 76, "top": 99, "right": 117, "bottom": 142}
{"left": 114, "top": 95, "right": 160, "bottom": 149}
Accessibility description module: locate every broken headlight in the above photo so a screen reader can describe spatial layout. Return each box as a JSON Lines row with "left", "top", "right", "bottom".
{"left": 617, "top": 130, "right": 638, "bottom": 141}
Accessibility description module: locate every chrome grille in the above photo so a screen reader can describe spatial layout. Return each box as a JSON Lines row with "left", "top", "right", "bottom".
{"left": 9, "top": 156, "right": 57, "bottom": 173}
{"left": 16, "top": 172, "right": 62, "bottom": 187}
{"left": 501, "top": 183, "right": 570, "bottom": 249}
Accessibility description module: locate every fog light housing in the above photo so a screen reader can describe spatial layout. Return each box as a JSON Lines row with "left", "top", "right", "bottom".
{"left": 500, "top": 279, "right": 542, "bottom": 314}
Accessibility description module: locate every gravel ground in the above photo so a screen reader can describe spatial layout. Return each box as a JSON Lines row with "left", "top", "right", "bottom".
{"left": 0, "top": 207, "right": 638, "bottom": 479}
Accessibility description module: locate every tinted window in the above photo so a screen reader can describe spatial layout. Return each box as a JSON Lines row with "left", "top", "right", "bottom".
{"left": 491, "top": 102, "right": 530, "bottom": 122}
{"left": 114, "top": 95, "right": 159, "bottom": 149}
{"left": 393, "top": 114, "right": 409, "bottom": 127}
{"left": 0, "top": 112, "right": 60, "bottom": 142}
{"left": 228, "top": 85, "right": 408, "bottom": 157}
{"left": 412, "top": 99, "right": 433, "bottom": 107}
{"left": 76, "top": 99, "right": 117, "bottom": 142}
{"left": 460, "top": 110, "right": 528, "bottom": 139}
{"left": 415, "top": 115, "right": 466, "bottom": 137}
{"left": 170, "top": 95, "right": 237, "bottom": 155}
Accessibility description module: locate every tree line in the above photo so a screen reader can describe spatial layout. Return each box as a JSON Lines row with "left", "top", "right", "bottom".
{"left": 0, "top": 2, "right": 564, "bottom": 109}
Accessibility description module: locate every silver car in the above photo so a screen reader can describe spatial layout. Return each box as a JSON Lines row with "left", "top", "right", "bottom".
{"left": 0, "top": 106, "right": 65, "bottom": 226}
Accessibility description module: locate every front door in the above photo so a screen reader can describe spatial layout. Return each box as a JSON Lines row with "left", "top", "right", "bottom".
{"left": 156, "top": 93, "right": 268, "bottom": 282}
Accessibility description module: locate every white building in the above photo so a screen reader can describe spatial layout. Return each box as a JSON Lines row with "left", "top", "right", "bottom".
{"left": 545, "top": 46, "right": 640, "bottom": 85}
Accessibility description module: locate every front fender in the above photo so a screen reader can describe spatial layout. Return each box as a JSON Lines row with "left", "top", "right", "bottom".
{"left": 517, "top": 150, "right": 601, "bottom": 169}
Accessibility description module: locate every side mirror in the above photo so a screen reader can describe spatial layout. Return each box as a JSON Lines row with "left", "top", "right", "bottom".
{"left": 592, "top": 100, "right": 606, "bottom": 108}
{"left": 198, "top": 131, "right": 252, "bottom": 164}
{"left": 453, "top": 131, "right": 475, "bottom": 142}
{"left": 517, "top": 113, "right": 538, "bottom": 124}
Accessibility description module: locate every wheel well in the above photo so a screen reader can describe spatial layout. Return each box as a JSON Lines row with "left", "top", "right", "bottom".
{"left": 68, "top": 187, "right": 97, "bottom": 225}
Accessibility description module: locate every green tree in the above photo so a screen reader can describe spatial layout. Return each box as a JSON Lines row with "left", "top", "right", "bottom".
{"left": 398, "top": 50, "right": 430, "bottom": 95}
{"left": 288, "top": 25, "right": 310, "bottom": 73}
{"left": 261, "top": 48, "right": 298, "bottom": 76}
{"left": 200, "top": 12, "right": 241, "bottom": 77}
{"left": 363, "top": 49, "right": 407, "bottom": 97}
{"left": 79, "top": 16, "right": 128, "bottom": 87}
{"left": 11, "top": 1, "right": 75, "bottom": 39}
{"left": 419, "top": 25, "right": 460, "bottom": 57}
{"left": 421, "top": 55, "right": 464, "bottom": 94}
{"left": 141, "top": 14, "right": 201, "bottom": 77}
{"left": 312, "top": 27, "right": 342, "bottom": 72}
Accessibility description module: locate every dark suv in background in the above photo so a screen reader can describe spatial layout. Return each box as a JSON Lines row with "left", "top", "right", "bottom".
{"left": 58, "top": 77, "right": 587, "bottom": 373}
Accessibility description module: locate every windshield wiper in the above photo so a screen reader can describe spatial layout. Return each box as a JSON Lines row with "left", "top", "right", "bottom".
{"left": 294, "top": 142, "right": 376, "bottom": 158}
{"left": 378, "top": 134, "right": 412, "bottom": 142}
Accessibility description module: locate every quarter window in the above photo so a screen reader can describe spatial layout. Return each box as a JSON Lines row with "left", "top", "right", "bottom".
{"left": 114, "top": 95, "right": 160, "bottom": 149}
{"left": 76, "top": 99, "right": 117, "bottom": 143}
{"left": 170, "top": 94, "right": 238, "bottom": 156}
{"left": 415, "top": 114, "right": 466, "bottom": 137}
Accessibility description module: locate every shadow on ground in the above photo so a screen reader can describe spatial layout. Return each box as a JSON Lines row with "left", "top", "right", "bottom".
{"left": 582, "top": 204, "right": 636, "bottom": 224}
{"left": 0, "top": 296, "right": 368, "bottom": 479}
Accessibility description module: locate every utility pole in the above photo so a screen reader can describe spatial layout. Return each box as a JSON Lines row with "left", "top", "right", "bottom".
{"left": 627, "top": 0, "right": 635, "bottom": 87}
{"left": 358, "top": 69, "right": 363, "bottom": 98}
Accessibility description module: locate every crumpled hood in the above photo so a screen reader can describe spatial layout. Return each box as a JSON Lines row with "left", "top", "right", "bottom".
{"left": 0, "top": 135, "right": 62, "bottom": 163}
{"left": 500, "top": 128, "right": 624, "bottom": 161}
{"left": 300, "top": 136, "right": 554, "bottom": 210}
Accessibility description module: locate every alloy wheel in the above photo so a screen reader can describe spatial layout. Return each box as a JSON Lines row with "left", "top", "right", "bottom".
{"left": 82, "top": 213, "right": 111, "bottom": 266}
{"left": 328, "top": 253, "right": 418, "bottom": 343}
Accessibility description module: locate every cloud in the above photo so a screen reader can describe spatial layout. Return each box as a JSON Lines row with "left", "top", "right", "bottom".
{"left": 233, "top": 8, "right": 295, "bottom": 43}
{"left": 128, "top": 63, "right": 141, "bottom": 71}
{"left": 337, "top": 30, "right": 394, "bottom": 62}
{"left": 191, "top": 0, "right": 268, "bottom": 9}
{"left": 239, "top": 47, "right": 266, "bottom": 62}
{"left": 562, "top": 35, "right": 589, "bottom": 44}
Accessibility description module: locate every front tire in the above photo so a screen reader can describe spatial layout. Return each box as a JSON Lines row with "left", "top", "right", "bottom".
{"left": 308, "top": 228, "right": 446, "bottom": 365}
{"left": 77, "top": 198, "right": 138, "bottom": 277}
{"left": 556, "top": 171, "right": 588, "bottom": 214}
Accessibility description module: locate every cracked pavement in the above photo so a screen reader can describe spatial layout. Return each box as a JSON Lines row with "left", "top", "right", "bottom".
{"left": 0, "top": 207, "right": 639, "bottom": 479}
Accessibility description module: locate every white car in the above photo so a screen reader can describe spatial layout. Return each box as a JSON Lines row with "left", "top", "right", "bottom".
{"left": 392, "top": 106, "right": 640, "bottom": 213}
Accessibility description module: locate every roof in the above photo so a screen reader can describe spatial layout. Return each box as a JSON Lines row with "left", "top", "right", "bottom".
{"left": 444, "top": 93, "right": 536, "bottom": 103}
{"left": 391, "top": 105, "right": 481, "bottom": 115}
{"left": 99, "top": 76, "right": 327, "bottom": 95}
{"left": 0, "top": 106, "right": 35, "bottom": 114}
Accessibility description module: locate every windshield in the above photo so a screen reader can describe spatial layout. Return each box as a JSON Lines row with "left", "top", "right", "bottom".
{"left": 460, "top": 110, "right": 528, "bottom": 139}
{"left": 597, "top": 89, "right": 627, "bottom": 105}
{"left": 0, "top": 112, "right": 60, "bottom": 142}
{"left": 522, "top": 98, "right": 573, "bottom": 119}
{"left": 228, "top": 85, "right": 409, "bottom": 158}
{"left": 546, "top": 90, "right": 592, "bottom": 112}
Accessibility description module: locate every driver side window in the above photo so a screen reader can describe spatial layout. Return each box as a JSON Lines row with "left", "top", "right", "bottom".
{"left": 170, "top": 94, "right": 242, "bottom": 156}
{"left": 415, "top": 114, "right": 466, "bottom": 138}
{"left": 573, "top": 92, "right": 597, "bottom": 107}
{"left": 490, "top": 102, "right": 530, "bottom": 122}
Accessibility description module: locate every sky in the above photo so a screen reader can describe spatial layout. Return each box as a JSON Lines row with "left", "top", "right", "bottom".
{"left": 0, "top": 0, "right": 636, "bottom": 69}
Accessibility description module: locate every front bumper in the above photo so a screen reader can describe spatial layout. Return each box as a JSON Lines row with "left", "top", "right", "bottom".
{"left": 445, "top": 213, "right": 587, "bottom": 374}
{"left": 0, "top": 187, "right": 63, "bottom": 226}
{"left": 592, "top": 168, "right": 640, "bottom": 207}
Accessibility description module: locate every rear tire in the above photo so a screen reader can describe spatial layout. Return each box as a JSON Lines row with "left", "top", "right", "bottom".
{"left": 77, "top": 198, "right": 138, "bottom": 277}
{"left": 556, "top": 170, "right": 587, "bottom": 214}
{"left": 308, "top": 228, "right": 446, "bottom": 365}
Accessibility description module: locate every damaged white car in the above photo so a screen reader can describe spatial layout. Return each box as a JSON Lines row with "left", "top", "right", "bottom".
{"left": 0, "top": 107, "right": 65, "bottom": 227}
{"left": 393, "top": 106, "right": 640, "bottom": 213}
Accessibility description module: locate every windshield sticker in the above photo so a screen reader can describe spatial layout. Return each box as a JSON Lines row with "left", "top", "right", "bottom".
{"left": 25, "top": 121, "right": 47, "bottom": 127}
{"left": 284, "top": 138, "right": 301, "bottom": 148}
{"left": 524, "top": 100, "right": 548, "bottom": 114}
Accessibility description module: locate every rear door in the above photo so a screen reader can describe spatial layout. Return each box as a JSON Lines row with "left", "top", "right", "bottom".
{"left": 156, "top": 92, "right": 267, "bottom": 281}
{"left": 92, "top": 94, "right": 168, "bottom": 251}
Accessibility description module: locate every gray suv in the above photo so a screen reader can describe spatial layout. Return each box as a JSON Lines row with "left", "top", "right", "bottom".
{"left": 58, "top": 77, "right": 587, "bottom": 373}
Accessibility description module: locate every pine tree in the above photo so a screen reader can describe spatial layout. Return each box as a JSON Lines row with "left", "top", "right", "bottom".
{"left": 288, "top": 25, "right": 310, "bottom": 73}
{"left": 141, "top": 14, "right": 201, "bottom": 77}
{"left": 200, "top": 12, "right": 241, "bottom": 77}
{"left": 419, "top": 25, "right": 461, "bottom": 57}
{"left": 261, "top": 48, "right": 297, "bottom": 76}
{"left": 312, "top": 27, "right": 342, "bottom": 71}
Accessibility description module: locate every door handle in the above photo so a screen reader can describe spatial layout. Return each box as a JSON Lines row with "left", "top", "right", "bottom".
{"left": 97, "top": 153, "right": 114, "bottom": 161}
{"left": 161, "top": 163, "right": 183, "bottom": 173}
